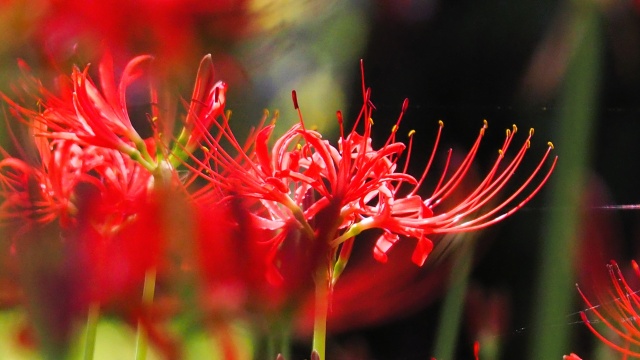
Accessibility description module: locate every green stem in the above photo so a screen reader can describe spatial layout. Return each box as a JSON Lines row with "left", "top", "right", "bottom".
{"left": 135, "top": 268, "right": 157, "bottom": 360}
{"left": 82, "top": 303, "right": 100, "bottom": 360}
{"left": 433, "top": 236, "right": 476, "bottom": 359}
{"left": 279, "top": 322, "right": 292, "bottom": 360}
{"left": 529, "top": 3, "right": 600, "bottom": 359}
{"left": 312, "top": 262, "right": 330, "bottom": 360}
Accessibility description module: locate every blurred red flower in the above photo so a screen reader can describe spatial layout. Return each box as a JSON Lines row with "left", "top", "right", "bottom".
{"left": 31, "top": 0, "right": 250, "bottom": 73}
{"left": 577, "top": 260, "right": 640, "bottom": 357}
{"left": 196, "top": 194, "right": 316, "bottom": 315}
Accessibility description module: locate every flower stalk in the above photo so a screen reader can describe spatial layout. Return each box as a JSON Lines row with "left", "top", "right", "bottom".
{"left": 312, "top": 262, "right": 330, "bottom": 360}
{"left": 134, "top": 268, "right": 156, "bottom": 360}
{"left": 82, "top": 303, "right": 100, "bottom": 360}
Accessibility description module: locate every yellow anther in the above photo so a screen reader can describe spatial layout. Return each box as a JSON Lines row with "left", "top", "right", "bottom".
{"left": 296, "top": 143, "right": 302, "bottom": 150}
{"left": 225, "top": 110, "right": 233, "bottom": 119}
{"left": 512, "top": 124, "right": 518, "bottom": 133}
{"left": 408, "top": 129, "right": 416, "bottom": 137}
{"left": 526, "top": 140, "right": 531, "bottom": 149}
{"left": 151, "top": 116, "right": 158, "bottom": 122}
{"left": 529, "top": 128, "right": 534, "bottom": 136}
{"left": 201, "top": 146, "right": 209, "bottom": 152}
{"left": 498, "top": 149, "right": 504, "bottom": 157}
{"left": 369, "top": 117, "right": 374, "bottom": 125}
{"left": 391, "top": 124, "right": 398, "bottom": 133}
{"left": 506, "top": 129, "right": 511, "bottom": 137}
{"left": 483, "top": 119, "right": 488, "bottom": 128}
{"left": 438, "top": 120, "right": 444, "bottom": 127}
{"left": 548, "top": 141, "right": 555, "bottom": 149}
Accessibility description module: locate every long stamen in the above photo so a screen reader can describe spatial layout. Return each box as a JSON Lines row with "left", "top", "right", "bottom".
{"left": 439, "top": 147, "right": 557, "bottom": 232}
{"left": 410, "top": 120, "right": 445, "bottom": 197}
{"left": 384, "top": 98, "right": 409, "bottom": 147}
{"left": 292, "top": 90, "right": 306, "bottom": 131}
{"left": 428, "top": 121, "right": 487, "bottom": 204}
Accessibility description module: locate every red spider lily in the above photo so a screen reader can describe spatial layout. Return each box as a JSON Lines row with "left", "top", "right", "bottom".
{"left": 2, "top": 83, "right": 160, "bottom": 304}
{"left": 4, "top": 52, "right": 227, "bottom": 174}
{"left": 5, "top": 54, "right": 150, "bottom": 155}
{"left": 0, "top": 139, "right": 89, "bottom": 229}
{"left": 577, "top": 260, "right": 640, "bottom": 358}
{"left": 186, "top": 61, "right": 557, "bottom": 272}
{"left": 0, "top": 136, "right": 159, "bottom": 293}
{"left": 0, "top": 134, "right": 152, "bottom": 228}
{"left": 0, "top": 52, "right": 227, "bottom": 294}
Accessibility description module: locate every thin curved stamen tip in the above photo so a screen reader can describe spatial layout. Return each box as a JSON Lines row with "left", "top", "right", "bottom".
{"left": 401, "top": 98, "right": 409, "bottom": 113}
{"left": 407, "top": 129, "right": 416, "bottom": 138}
{"left": 529, "top": 128, "right": 534, "bottom": 136}
{"left": 391, "top": 124, "right": 398, "bottom": 134}
{"left": 438, "top": 120, "right": 444, "bottom": 127}
{"left": 547, "top": 141, "right": 555, "bottom": 149}
{"left": 512, "top": 124, "right": 518, "bottom": 133}
{"left": 291, "top": 90, "right": 299, "bottom": 110}
{"left": 480, "top": 120, "right": 488, "bottom": 135}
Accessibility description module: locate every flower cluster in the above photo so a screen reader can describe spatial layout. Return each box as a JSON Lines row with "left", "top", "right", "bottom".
{"left": 0, "top": 54, "right": 557, "bottom": 359}
{"left": 188, "top": 61, "right": 557, "bottom": 279}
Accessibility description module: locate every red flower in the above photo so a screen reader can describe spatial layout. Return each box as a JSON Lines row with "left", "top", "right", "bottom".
{"left": 0, "top": 53, "right": 210, "bottom": 303}
{"left": 188, "top": 61, "right": 557, "bottom": 270}
{"left": 577, "top": 260, "right": 640, "bottom": 357}
{"left": 0, "top": 129, "right": 153, "bottom": 226}
{"left": 5, "top": 52, "right": 227, "bottom": 175}
{"left": 0, "top": 139, "right": 89, "bottom": 229}
{"left": 32, "top": 0, "right": 251, "bottom": 70}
